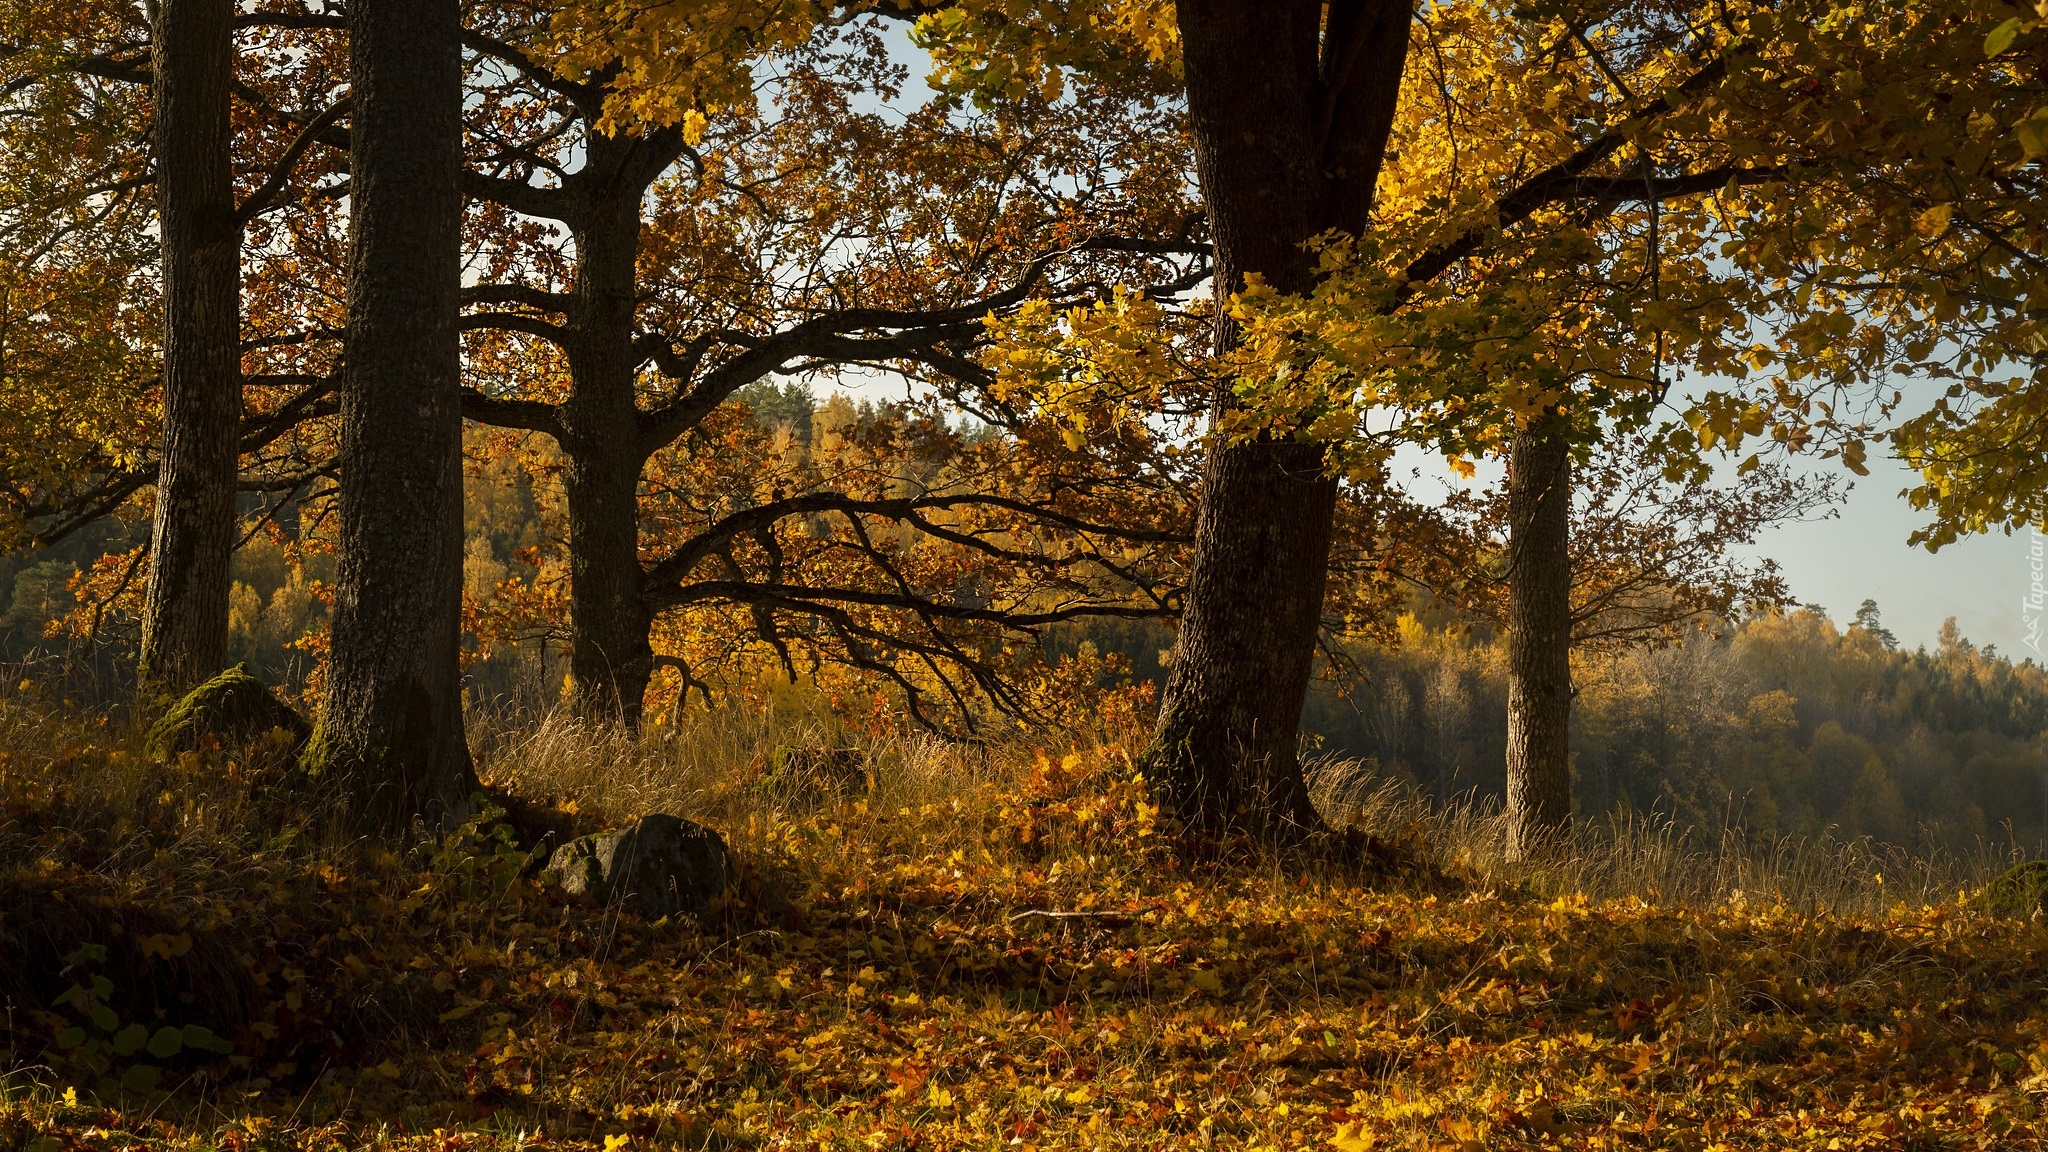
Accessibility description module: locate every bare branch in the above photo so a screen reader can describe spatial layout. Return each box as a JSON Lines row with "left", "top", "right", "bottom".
{"left": 462, "top": 310, "right": 569, "bottom": 344}
{"left": 461, "top": 388, "right": 563, "bottom": 436}
{"left": 461, "top": 282, "right": 572, "bottom": 313}
{"left": 234, "top": 95, "right": 351, "bottom": 226}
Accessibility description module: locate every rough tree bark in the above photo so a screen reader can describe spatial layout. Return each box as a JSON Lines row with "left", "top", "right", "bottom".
{"left": 140, "top": 0, "right": 239, "bottom": 695}
{"left": 1146, "top": 0, "right": 1410, "bottom": 838}
{"left": 303, "top": 0, "right": 477, "bottom": 825}
{"left": 1505, "top": 414, "right": 1573, "bottom": 856}
{"left": 463, "top": 122, "right": 684, "bottom": 726}
{"left": 559, "top": 184, "right": 657, "bottom": 724}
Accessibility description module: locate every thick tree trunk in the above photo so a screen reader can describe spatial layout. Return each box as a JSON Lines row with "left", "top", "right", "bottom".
{"left": 304, "top": 0, "right": 476, "bottom": 826}
{"left": 1151, "top": 441, "right": 1337, "bottom": 834}
{"left": 140, "top": 0, "right": 239, "bottom": 695}
{"left": 560, "top": 194, "right": 655, "bottom": 725}
{"left": 1505, "top": 416, "right": 1573, "bottom": 856}
{"left": 1145, "top": 0, "right": 1409, "bottom": 839}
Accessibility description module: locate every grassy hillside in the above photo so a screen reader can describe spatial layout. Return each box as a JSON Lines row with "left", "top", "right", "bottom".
{"left": 0, "top": 687, "right": 2043, "bottom": 1151}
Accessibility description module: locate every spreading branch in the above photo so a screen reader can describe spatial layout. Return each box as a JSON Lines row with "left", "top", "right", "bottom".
{"left": 235, "top": 95, "right": 351, "bottom": 226}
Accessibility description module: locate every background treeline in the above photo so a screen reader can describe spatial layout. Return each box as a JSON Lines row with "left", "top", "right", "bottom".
{"left": 1306, "top": 606, "right": 2048, "bottom": 853}
{"left": 0, "top": 381, "right": 868, "bottom": 702}
{"left": 1060, "top": 602, "right": 2048, "bottom": 854}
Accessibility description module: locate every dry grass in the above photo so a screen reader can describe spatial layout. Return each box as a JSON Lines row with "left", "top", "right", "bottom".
{"left": 468, "top": 701, "right": 2018, "bottom": 917}
{"left": 472, "top": 695, "right": 1014, "bottom": 837}
{"left": 1306, "top": 754, "right": 2021, "bottom": 914}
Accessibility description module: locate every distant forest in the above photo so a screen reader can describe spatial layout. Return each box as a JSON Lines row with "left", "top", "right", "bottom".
{"left": 1063, "top": 602, "right": 2048, "bottom": 855}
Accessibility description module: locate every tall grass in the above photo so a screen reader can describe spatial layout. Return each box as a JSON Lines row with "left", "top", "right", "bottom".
{"left": 0, "top": 673, "right": 2027, "bottom": 919}
{"left": 466, "top": 682, "right": 2034, "bottom": 914}
{"left": 469, "top": 693, "right": 1063, "bottom": 874}
{"left": 1307, "top": 754, "right": 2024, "bottom": 913}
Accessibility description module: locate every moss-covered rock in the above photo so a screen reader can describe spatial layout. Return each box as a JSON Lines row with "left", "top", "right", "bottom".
{"left": 1973, "top": 859, "right": 2048, "bottom": 920}
{"left": 145, "top": 664, "right": 311, "bottom": 757}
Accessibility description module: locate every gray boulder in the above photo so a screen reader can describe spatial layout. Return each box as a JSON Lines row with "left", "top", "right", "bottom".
{"left": 542, "top": 814, "right": 730, "bottom": 920}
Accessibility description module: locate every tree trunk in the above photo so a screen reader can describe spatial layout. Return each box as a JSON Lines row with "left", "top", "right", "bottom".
{"left": 1505, "top": 415, "right": 1573, "bottom": 856}
{"left": 459, "top": 126, "right": 685, "bottom": 727}
{"left": 140, "top": 0, "right": 239, "bottom": 696}
{"left": 560, "top": 193, "right": 654, "bottom": 725}
{"left": 1145, "top": 0, "right": 1409, "bottom": 839}
{"left": 304, "top": 0, "right": 475, "bottom": 826}
{"left": 1151, "top": 441, "right": 1337, "bottom": 834}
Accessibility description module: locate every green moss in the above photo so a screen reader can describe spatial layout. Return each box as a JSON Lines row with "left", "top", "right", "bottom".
{"left": 1972, "top": 859, "right": 2048, "bottom": 920}
{"left": 296, "top": 723, "right": 338, "bottom": 778}
{"left": 145, "top": 664, "right": 311, "bottom": 758}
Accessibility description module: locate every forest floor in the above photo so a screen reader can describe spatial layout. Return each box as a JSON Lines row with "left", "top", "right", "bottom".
{"left": 1, "top": 688, "right": 2045, "bottom": 1151}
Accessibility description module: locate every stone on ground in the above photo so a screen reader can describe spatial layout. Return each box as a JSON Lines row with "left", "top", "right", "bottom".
{"left": 542, "top": 814, "right": 730, "bottom": 920}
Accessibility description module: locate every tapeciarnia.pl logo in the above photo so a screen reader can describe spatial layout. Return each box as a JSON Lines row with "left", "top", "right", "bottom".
{"left": 2026, "top": 528, "right": 2046, "bottom": 657}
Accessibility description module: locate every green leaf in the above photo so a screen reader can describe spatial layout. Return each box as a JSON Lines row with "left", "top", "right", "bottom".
{"left": 181, "top": 1024, "right": 233, "bottom": 1055}
{"left": 119, "top": 1064, "right": 160, "bottom": 1093}
{"left": 61, "top": 944, "right": 107, "bottom": 970}
{"left": 145, "top": 1026, "right": 183, "bottom": 1060}
{"left": 110, "top": 1023, "right": 147, "bottom": 1057}
{"left": 88, "top": 1004, "right": 118, "bottom": 1033}
{"left": 2017, "top": 108, "right": 2048, "bottom": 160}
{"left": 55, "top": 1027, "right": 86, "bottom": 1050}
{"left": 1987, "top": 17, "right": 2024, "bottom": 56}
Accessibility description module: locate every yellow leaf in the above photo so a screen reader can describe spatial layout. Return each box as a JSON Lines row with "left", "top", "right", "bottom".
{"left": 2018, "top": 107, "right": 2048, "bottom": 160}
{"left": 1914, "top": 204, "right": 1952, "bottom": 237}
{"left": 1329, "top": 1122, "right": 1375, "bottom": 1152}
{"left": 1842, "top": 439, "right": 1869, "bottom": 476}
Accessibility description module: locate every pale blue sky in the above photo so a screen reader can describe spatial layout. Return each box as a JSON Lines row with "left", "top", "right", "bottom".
{"left": 1391, "top": 443, "right": 2036, "bottom": 660}
{"left": 1743, "top": 451, "right": 2033, "bottom": 660}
